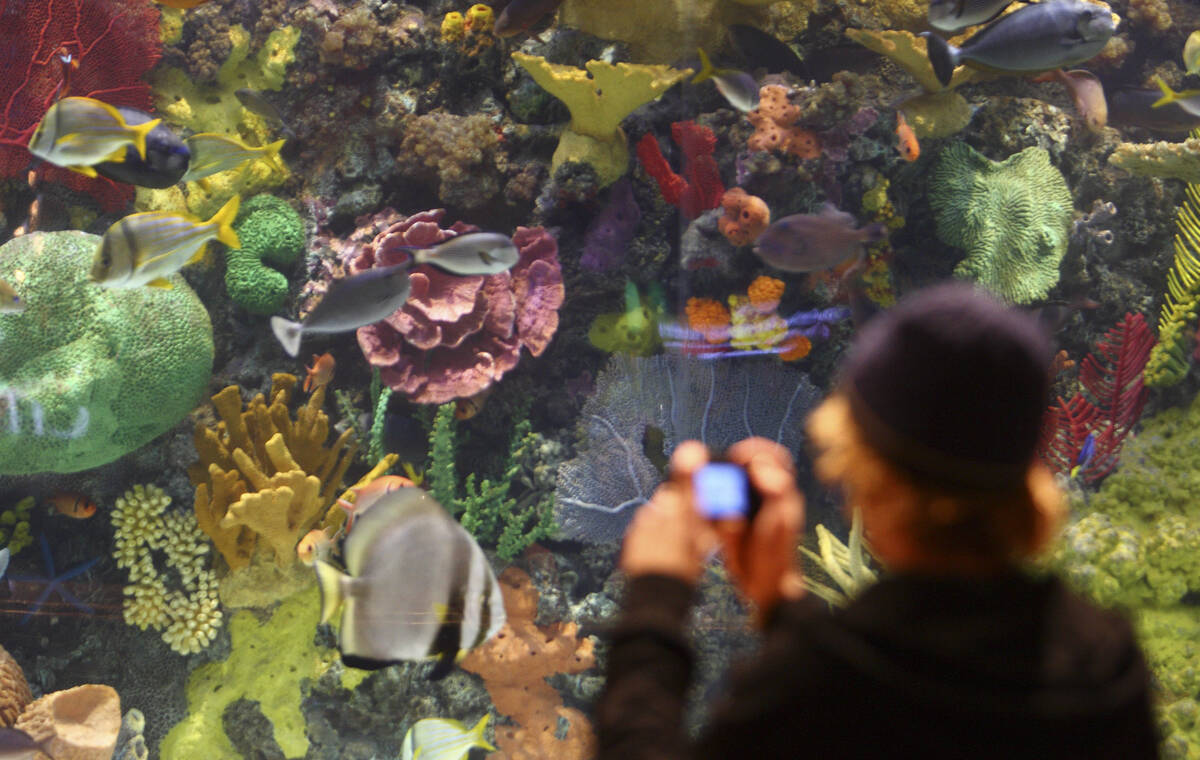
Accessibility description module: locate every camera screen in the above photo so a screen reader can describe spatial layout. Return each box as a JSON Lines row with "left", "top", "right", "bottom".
{"left": 694, "top": 463, "right": 750, "bottom": 519}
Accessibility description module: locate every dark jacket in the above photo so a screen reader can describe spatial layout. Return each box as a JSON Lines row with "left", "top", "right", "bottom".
{"left": 597, "top": 571, "right": 1158, "bottom": 759}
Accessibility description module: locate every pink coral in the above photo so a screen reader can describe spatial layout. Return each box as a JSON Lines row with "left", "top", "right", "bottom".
{"left": 351, "top": 210, "right": 564, "bottom": 404}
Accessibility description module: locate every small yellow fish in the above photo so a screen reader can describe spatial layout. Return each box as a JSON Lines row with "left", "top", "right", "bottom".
{"left": 180, "top": 133, "right": 286, "bottom": 182}
{"left": 296, "top": 528, "right": 333, "bottom": 566}
{"left": 1187, "top": 31, "right": 1200, "bottom": 75}
{"left": 90, "top": 195, "right": 241, "bottom": 289}
{"left": 0, "top": 279, "right": 24, "bottom": 314}
{"left": 28, "top": 97, "right": 160, "bottom": 175}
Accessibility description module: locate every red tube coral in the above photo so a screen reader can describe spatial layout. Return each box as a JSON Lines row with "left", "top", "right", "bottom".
{"left": 637, "top": 121, "right": 724, "bottom": 220}
{"left": 0, "top": 0, "right": 162, "bottom": 211}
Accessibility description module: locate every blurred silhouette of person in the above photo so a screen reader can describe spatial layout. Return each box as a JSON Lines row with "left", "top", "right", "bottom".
{"left": 596, "top": 282, "right": 1157, "bottom": 759}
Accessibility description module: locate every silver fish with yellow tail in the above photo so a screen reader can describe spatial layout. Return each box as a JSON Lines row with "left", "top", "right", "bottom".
{"left": 28, "top": 96, "right": 161, "bottom": 175}
{"left": 314, "top": 487, "right": 506, "bottom": 678}
{"left": 180, "top": 133, "right": 286, "bottom": 182}
{"left": 90, "top": 195, "right": 241, "bottom": 289}
{"left": 401, "top": 715, "right": 495, "bottom": 760}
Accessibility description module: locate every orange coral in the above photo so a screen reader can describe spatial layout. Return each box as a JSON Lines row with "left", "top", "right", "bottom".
{"left": 460, "top": 567, "right": 595, "bottom": 760}
{"left": 777, "top": 334, "right": 812, "bottom": 361}
{"left": 746, "top": 275, "right": 785, "bottom": 314}
{"left": 786, "top": 129, "right": 821, "bottom": 159}
{"left": 685, "top": 297, "right": 731, "bottom": 344}
{"left": 718, "top": 188, "right": 771, "bottom": 247}
{"left": 747, "top": 85, "right": 821, "bottom": 159}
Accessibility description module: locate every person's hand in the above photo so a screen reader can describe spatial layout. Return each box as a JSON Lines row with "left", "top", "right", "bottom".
{"left": 717, "top": 438, "right": 806, "bottom": 622}
{"left": 619, "top": 441, "right": 717, "bottom": 585}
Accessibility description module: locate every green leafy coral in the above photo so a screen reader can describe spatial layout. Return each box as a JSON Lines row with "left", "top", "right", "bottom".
{"left": 226, "top": 195, "right": 306, "bottom": 314}
{"left": 1146, "top": 179, "right": 1200, "bottom": 387}
{"left": 929, "top": 143, "right": 1073, "bottom": 304}
{"left": 427, "top": 403, "right": 556, "bottom": 560}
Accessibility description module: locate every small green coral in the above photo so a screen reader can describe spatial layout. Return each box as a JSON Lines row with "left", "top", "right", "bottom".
{"left": 929, "top": 143, "right": 1072, "bottom": 304}
{"left": 0, "top": 496, "right": 35, "bottom": 555}
{"left": 226, "top": 194, "right": 305, "bottom": 314}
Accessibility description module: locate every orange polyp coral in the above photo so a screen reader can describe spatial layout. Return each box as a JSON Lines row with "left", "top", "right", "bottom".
{"left": 746, "top": 85, "right": 821, "bottom": 160}
{"left": 685, "top": 297, "right": 731, "bottom": 344}
{"left": 786, "top": 129, "right": 821, "bottom": 159}
{"left": 777, "top": 334, "right": 812, "bottom": 361}
{"left": 718, "top": 188, "right": 771, "bottom": 247}
{"left": 747, "top": 275, "right": 785, "bottom": 314}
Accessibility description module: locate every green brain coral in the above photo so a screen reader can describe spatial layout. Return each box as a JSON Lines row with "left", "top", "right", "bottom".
{"left": 929, "top": 143, "right": 1073, "bottom": 304}
{"left": 226, "top": 194, "right": 306, "bottom": 314}
{"left": 0, "top": 231, "right": 213, "bottom": 474}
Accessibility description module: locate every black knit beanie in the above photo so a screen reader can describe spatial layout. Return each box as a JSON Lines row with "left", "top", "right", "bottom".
{"left": 840, "top": 282, "right": 1052, "bottom": 491}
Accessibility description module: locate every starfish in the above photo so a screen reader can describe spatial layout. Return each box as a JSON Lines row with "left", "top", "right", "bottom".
{"left": 6, "top": 534, "right": 100, "bottom": 624}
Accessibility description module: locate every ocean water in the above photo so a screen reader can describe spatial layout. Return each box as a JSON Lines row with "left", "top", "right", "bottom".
{"left": 0, "top": 0, "right": 1198, "bottom": 756}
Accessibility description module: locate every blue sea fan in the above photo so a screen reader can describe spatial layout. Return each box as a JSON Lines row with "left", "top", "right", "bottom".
{"left": 554, "top": 354, "right": 821, "bottom": 543}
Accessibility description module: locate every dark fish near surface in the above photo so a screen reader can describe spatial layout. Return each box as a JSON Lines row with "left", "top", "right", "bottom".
{"left": 493, "top": 0, "right": 564, "bottom": 36}
{"left": 928, "top": 0, "right": 1015, "bottom": 33}
{"left": 235, "top": 88, "right": 296, "bottom": 138}
{"left": 314, "top": 488, "right": 506, "bottom": 676}
{"left": 1109, "top": 87, "right": 1200, "bottom": 134}
{"left": 753, "top": 203, "right": 887, "bottom": 273}
{"left": 270, "top": 263, "right": 413, "bottom": 357}
{"left": 727, "top": 25, "right": 808, "bottom": 78}
{"left": 94, "top": 107, "right": 190, "bottom": 188}
{"left": 922, "top": 0, "right": 1116, "bottom": 88}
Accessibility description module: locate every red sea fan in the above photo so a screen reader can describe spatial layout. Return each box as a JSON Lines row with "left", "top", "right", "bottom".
{"left": 1038, "top": 312, "right": 1153, "bottom": 482}
{"left": 0, "top": 0, "right": 162, "bottom": 211}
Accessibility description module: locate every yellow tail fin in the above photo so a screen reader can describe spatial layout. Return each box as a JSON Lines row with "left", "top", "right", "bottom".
{"left": 1152, "top": 76, "right": 1200, "bottom": 109}
{"left": 126, "top": 118, "right": 161, "bottom": 160}
{"left": 692, "top": 47, "right": 715, "bottom": 85}
{"left": 261, "top": 138, "right": 287, "bottom": 172}
{"left": 207, "top": 194, "right": 242, "bottom": 249}
{"left": 471, "top": 714, "right": 496, "bottom": 752}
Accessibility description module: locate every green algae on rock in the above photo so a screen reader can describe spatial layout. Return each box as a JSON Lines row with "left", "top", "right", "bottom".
{"left": 929, "top": 142, "right": 1072, "bottom": 304}
{"left": 0, "top": 231, "right": 213, "bottom": 475}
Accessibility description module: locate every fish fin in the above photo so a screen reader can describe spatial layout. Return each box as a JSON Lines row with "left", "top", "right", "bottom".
{"left": 186, "top": 243, "right": 209, "bottom": 266}
{"left": 146, "top": 278, "right": 174, "bottom": 289}
{"left": 271, "top": 316, "right": 304, "bottom": 357}
{"left": 920, "top": 32, "right": 957, "bottom": 88}
{"left": 692, "top": 47, "right": 715, "bottom": 84}
{"left": 66, "top": 164, "right": 99, "bottom": 178}
{"left": 261, "top": 138, "right": 288, "bottom": 172}
{"left": 1148, "top": 77, "right": 1200, "bottom": 108}
{"left": 208, "top": 194, "right": 242, "bottom": 249}
{"left": 126, "top": 118, "right": 161, "bottom": 161}
{"left": 471, "top": 713, "right": 496, "bottom": 751}
{"left": 313, "top": 559, "right": 346, "bottom": 624}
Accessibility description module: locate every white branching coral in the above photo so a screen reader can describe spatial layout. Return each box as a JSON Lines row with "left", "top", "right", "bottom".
{"left": 111, "top": 484, "right": 223, "bottom": 654}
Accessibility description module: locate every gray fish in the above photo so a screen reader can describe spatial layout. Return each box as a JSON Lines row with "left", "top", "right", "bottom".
{"left": 0, "top": 548, "right": 8, "bottom": 581}
{"left": 314, "top": 488, "right": 506, "bottom": 676}
{"left": 405, "top": 232, "right": 520, "bottom": 277}
{"left": 693, "top": 49, "right": 759, "bottom": 113}
{"left": 270, "top": 263, "right": 413, "bottom": 357}
{"left": 928, "top": 0, "right": 1015, "bottom": 33}
{"left": 234, "top": 89, "right": 296, "bottom": 138}
{"left": 0, "top": 727, "right": 54, "bottom": 760}
{"left": 753, "top": 203, "right": 887, "bottom": 273}
{"left": 922, "top": 0, "right": 1116, "bottom": 88}
{"left": 1109, "top": 87, "right": 1200, "bottom": 135}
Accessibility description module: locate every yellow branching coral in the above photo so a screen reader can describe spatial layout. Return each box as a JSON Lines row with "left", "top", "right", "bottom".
{"left": 1110, "top": 135, "right": 1200, "bottom": 184}
{"left": 845, "top": 29, "right": 982, "bottom": 93}
{"left": 511, "top": 52, "right": 691, "bottom": 186}
{"left": 1146, "top": 175, "right": 1200, "bottom": 386}
{"left": 189, "top": 374, "right": 359, "bottom": 571}
{"left": 111, "top": 485, "right": 223, "bottom": 655}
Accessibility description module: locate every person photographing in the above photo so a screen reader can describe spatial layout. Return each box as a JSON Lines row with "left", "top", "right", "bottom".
{"left": 596, "top": 282, "right": 1157, "bottom": 759}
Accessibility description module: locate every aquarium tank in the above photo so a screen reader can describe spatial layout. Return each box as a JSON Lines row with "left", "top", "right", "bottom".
{"left": 1, "top": 0, "right": 1199, "bottom": 756}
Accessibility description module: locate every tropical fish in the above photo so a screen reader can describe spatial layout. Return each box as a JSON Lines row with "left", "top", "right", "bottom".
{"left": 180, "top": 133, "right": 286, "bottom": 182}
{"left": 0, "top": 548, "right": 8, "bottom": 582}
{"left": 922, "top": 0, "right": 1116, "bottom": 88}
{"left": 0, "top": 279, "right": 24, "bottom": 314}
{"left": 401, "top": 232, "right": 521, "bottom": 276}
{"left": 0, "top": 726, "right": 55, "bottom": 760}
{"left": 154, "top": 0, "right": 213, "bottom": 7}
{"left": 895, "top": 111, "right": 919, "bottom": 161}
{"left": 1151, "top": 77, "right": 1200, "bottom": 119}
{"left": 753, "top": 203, "right": 887, "bottom": 274}
{"left": 28, "top": 96, "right": 160, "bottom": 175}
{"left": 296, "top": 528, "right": 333, "bottom": 566}
{"left": 234, "top": 89, "right": 296, "bottom": 138}
{"left": 693, "top": 49, "right": 759, "bottom": 113}
{"left": 269, "top": 263, "right": 413, "bottom": 357}
{"left": 928, "top": 0, "right": 1015, "bottom": 33}
{"left": 90, "top": 195, "right": 241, "bottom": 289}
{"left": 727, "top": 25, "right": 809, "bottom": 78}
{"left": 93, "top": 107, "right": 190, "bottom": 189}
{"left": 1109, "top": 87, "right": 1200, "bottom": 134}
{"left": 1033, "top": 69, "right": 1107, "bottom": 133}
{"left": 1070, "top": 433, "right": 1096, "bottom": 479}
{"left": 1186, "top": 30, "right": 1200, "bottom": 75}
{"left": 47, "top": 492, "right": 96, "bottom": 519}
{"left": 304, "top": 353, "right": 336, "bottom": 393}
{"left": 401, "top": 715, "right": 496, "bottom": 760}
{"left": 493, "top": 0, "right": 565, "bottom": 36}
{"left": 337, "top": 475, "right": 416, "bottom": 533}
{"left": 314, "top": 488, "right": 507, "bottom": 675}
{"left": 453, "top": 387, "right": 492, "bottom": 420}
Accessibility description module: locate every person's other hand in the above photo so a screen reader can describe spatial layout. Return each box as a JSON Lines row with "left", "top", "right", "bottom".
{"left": 619, "top": 441, "right": 717, "bottom": 585}
{"left": 718, "top": 437, "right": 806, "bottom": 622}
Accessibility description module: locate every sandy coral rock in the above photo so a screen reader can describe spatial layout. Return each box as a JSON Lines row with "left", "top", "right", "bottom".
{"left": 0, "top": 644, "right": 30, "bottom": 726}
{"left": 1111, "top": 137, "right": 1200, "bottom": 184}
{"left": 15, "top": 684, "right": 121, "bottom": 760}
{"left": 396, "top": 112, "right": 504, "bottom": 209}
